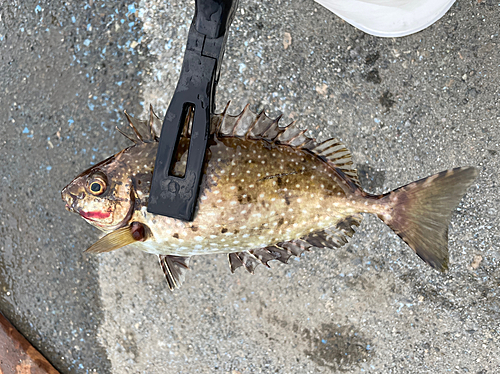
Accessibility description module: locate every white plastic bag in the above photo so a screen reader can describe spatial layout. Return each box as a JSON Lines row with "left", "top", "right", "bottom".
{"left": 314, "top": 0, "right": 456, "bottom": 37}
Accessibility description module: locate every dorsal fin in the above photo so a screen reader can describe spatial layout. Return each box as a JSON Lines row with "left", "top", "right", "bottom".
{"left": 118, "top": 106, "right": 162, "bottom": 143}
{"left": 120, "top": 104, "right": 360, "bottom": 187}
{"left": 307, "top": 138, "right": 361, "bottom": 187}
{"left": 212, "top": 103, "right": 360, "bottom": 187}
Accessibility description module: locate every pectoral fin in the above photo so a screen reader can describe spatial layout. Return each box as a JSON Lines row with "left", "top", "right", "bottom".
{"left": 85, "top": 226, "right": 137, "bottom": 254}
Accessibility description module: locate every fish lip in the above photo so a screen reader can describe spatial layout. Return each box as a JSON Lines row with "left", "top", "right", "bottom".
{"left": 61, "top": 187, "right": 72, "bottom": 210}
{"left": 79, "top": 209, "right": 112, "bottom": 221}
{"left": 77, "top": 209, "right": 113, "bottom": 230}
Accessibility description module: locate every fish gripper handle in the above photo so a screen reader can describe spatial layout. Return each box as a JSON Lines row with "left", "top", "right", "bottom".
{"left": 148, "top": 0, "right": 238, "bottom": 221}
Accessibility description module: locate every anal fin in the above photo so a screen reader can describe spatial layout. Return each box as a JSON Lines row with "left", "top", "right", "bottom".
{"left": 158, "top": 255, "right": 191, "bottom": 290}
{"left": 228, "top": 252, "right": 260, "bottom": 273}
{"left": 302, "top": 214, "right": 362, "bottom": 249}
{"left": 228, "top": 239, "right": 313, "bottom": 274}
{"left": 226, "top": 216, "right": 363, "bottom": 277}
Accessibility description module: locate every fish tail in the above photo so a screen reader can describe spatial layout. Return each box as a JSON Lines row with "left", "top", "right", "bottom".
{"left": 378, "top": 167, "right": 478, "bottom": 271}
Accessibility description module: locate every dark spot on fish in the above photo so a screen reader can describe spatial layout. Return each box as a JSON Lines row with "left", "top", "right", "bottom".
{"left": 259, "top": 171, "right": 298, "bottom": 182}
{"left": 134, "top": 198, "right": 143, "bottom": 209}
{"left": 488, "top": 149, "right": 498, "bottom": 156}
{"left": 239, "top": 194, "right": 253, "bottom": 204}
{"left": 284, "top": 195, "right": 291, "bottom": 206}
{"left": 277, "top": 177, "right": 283, "bottom": 187}
{"left": 365, "top": 51, "right": 379, "bottom": 65}
{"left": 380, "top": 90, "right": 395, "bottom": 111}
{"left": 366, "top": 69, "right": 381, "bottom": 84}
{"left": 173, "top": 233, "right": 179, "bottom": 239}
{"left": 238, "top": 186, "right": 243, "bottom": 192}
{"left": 233, "top": 229, "right": 239, "bottom": 235}
{"left": 221, "top": 227, "right": 228, "bottom": 233}
{"left": 190, "top": 226, "right": 198, "bottom": 232}
{"left": 277, "top": 217, "right": 284, "bottom": 227}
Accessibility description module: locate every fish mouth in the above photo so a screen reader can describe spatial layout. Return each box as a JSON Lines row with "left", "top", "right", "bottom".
{"left": 61, "top": 189, "right": 104, "bottom": 221}
{"left": 62, "top": 189, "right": 81, "bottom": 213}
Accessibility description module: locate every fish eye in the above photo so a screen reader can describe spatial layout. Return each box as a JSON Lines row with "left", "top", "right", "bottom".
{"left": 87, "top": 173, "right": 107, "bottom": 196}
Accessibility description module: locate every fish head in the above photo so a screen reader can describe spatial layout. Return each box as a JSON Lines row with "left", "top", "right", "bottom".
{"left": 61, "top": 152, "right": 135, "bottom": 231}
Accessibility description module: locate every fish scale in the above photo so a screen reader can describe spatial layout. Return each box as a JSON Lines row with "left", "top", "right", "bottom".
{"left": 61, "top": 105, "right": 478, "bottom": 290}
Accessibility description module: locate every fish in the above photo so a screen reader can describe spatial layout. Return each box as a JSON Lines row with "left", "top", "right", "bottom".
{"left": 61, "top": 104, "right": 478, "bottom": 290}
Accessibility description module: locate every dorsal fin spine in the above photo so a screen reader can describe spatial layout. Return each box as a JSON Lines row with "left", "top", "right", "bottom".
{"left": 261, "top": 115, "right": 282, "bottom": 139}
{"left": 124, "top": 110, "right": 144, "bottom": 142}
{"left": 148, "top": 104, "right": 157, "bottom": 140}
{"left": 245, "top": 110, "right": 265, "bottom": 139}
{"left": 116, "top": 125, "right": 139, "bottom": 144}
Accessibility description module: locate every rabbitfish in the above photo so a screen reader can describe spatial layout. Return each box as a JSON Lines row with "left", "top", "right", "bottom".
{"left": 61, "top": 105, "right": 478, "bottom": 289}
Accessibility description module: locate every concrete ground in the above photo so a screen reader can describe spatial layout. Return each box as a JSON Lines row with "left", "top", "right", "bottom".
{"left": 1, "top": 0, "right": 499, "bottom": 373}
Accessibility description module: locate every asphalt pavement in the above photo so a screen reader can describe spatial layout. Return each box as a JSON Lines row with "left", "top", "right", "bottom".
{"left": 1, "top": 0, "right": 499, "bottom": 373}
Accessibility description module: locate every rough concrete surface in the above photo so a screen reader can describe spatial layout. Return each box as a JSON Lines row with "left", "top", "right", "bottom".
{"left": 0, "top": 0, "right": 499, "bottom": 373}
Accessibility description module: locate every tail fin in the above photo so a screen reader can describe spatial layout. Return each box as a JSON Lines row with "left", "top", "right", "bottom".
{"left": 379, "top": 167, "right": 478, "bottom": 271}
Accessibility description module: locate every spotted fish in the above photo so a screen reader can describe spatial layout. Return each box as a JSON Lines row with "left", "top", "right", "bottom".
{"left": 61, "top": 105, "right": 478, "bottom": 290}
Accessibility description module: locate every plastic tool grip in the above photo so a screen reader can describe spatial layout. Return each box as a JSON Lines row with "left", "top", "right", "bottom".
{"left": 148, "top": 0, "right": 238, "bottom": 221}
